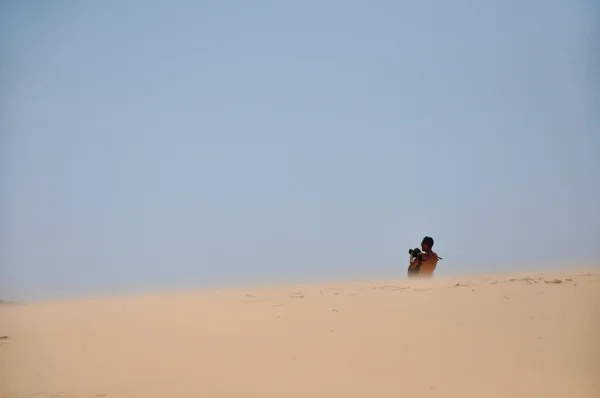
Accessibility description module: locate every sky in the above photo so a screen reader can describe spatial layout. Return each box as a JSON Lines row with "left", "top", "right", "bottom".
{"left": 1, "top": 1, "right": 599, "bottom": 300}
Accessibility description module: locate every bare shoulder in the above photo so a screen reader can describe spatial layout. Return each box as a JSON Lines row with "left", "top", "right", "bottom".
{"left": 427, "top": 251, "right": 439, "bottom": 261}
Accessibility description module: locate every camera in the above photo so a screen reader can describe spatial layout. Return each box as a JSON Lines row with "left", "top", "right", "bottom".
{"left": 408, "top": 247, "right": 423, "bottom": 275}
{"left": 408, "top": 247, "right": 422, "bottom": 260}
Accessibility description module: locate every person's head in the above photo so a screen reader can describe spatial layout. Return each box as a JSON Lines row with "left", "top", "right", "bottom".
{"left": 421, "top": 236, "right": 434, "bottom": 252}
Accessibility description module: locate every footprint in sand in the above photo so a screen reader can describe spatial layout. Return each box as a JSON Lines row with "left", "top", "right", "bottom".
{"left": 244, "top": 294, "right": 266, "bottom": 304}
{"left": 454, "top": 283, "right": 472, "bottom": 287}
{"left": 372, "top": 285, "right": 409, "bottom": 292}
{"left": 567, "top": 273, "right": 597, "bottom": 277}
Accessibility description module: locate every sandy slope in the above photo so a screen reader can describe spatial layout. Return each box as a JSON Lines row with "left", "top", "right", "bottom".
{"left": 1, "top": 269, "right": 599, "bottom": 398}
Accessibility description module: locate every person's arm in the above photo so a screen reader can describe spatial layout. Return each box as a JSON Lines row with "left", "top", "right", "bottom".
{"left": 409, "top": 256, "right": 422, "bottom": 269}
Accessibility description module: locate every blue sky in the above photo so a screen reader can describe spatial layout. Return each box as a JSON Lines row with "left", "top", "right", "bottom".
{"left": 2, "top": 1, "right": 598, "bottom": 300}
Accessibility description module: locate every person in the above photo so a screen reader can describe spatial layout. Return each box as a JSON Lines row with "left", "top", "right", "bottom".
{"left": 408, "top": 236, "right": 440, "bottom": 277}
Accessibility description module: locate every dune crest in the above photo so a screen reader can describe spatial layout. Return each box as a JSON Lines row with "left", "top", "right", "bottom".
{"left": 1, "top": 269, "right": 599, "bottom": 398}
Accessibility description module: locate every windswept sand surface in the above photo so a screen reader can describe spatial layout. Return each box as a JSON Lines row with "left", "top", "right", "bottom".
{"left": 1, "top": 269, "right": 599, "bottom": 398}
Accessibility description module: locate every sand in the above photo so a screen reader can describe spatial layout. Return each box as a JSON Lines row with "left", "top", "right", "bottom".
{"left": 1, "top": 269, "right": 599, "bottom": 398}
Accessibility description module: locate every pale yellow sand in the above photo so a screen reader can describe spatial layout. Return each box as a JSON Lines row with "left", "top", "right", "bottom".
{"left": 1, "top": 269, "right": 599, "bottom": 398}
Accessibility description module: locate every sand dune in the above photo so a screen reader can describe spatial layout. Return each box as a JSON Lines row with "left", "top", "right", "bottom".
{"left": 1, "top": 269, "right": 599, "bottom": 398}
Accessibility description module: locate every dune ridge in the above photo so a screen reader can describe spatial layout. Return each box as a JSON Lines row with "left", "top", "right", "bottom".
{"left": 1, "top": 268, "right": 599, "bottom": 398}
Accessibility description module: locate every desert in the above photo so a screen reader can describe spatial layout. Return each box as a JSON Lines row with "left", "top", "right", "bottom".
{"left": 1, "top": 268, "right": 599, "bottom": 398}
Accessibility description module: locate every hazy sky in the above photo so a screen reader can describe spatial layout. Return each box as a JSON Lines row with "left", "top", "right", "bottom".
{"left": 2, "top": 1, "right": 599, "bottom": 300}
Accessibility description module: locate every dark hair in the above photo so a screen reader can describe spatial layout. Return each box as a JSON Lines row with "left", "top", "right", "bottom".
{"left": 422, "top": 236, "right": 434, "bottom": 247}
